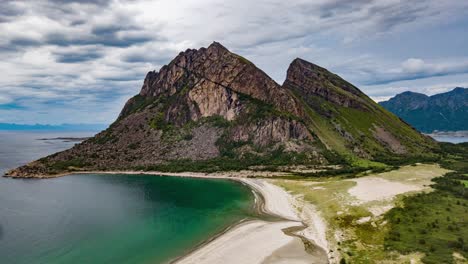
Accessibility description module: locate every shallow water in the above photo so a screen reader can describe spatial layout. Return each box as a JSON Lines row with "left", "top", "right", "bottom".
{"left": 0, "top": 131, "right": 255, "bottom": 264}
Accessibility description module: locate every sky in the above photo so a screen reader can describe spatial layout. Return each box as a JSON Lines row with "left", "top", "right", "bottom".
{"left": 1, "top": 0, "right": 468, "bottom": 125}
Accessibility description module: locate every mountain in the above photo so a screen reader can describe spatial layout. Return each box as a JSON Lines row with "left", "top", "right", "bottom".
{"left": 0, "top": 123, "right": 107, "bottom": 131}
{"left": 379, "top": 88, "right": 468, "bottom": 133}
{"left": 6, "top": 42, "right": 437, "bottom": 177}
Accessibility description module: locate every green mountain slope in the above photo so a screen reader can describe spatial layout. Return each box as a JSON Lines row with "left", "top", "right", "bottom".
{"left": 282, "top": 59, "right": 437, "bottom": 165}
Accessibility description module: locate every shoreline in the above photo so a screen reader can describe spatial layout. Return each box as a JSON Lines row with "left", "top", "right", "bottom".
{"left": 5, "top": 170, "right": 329, "bottom": 264}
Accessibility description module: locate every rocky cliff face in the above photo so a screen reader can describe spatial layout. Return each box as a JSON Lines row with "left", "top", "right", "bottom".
{"left": 6, "top": 42, "right": 437, "bottom": 177}
{"left": 121, "top": 42, "right": 301, "bottom": 121}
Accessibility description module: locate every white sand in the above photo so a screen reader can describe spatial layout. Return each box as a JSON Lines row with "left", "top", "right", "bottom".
{"left": 297, "top": 204, "right": 329, "bottom": 253}
{"left": 176, "top": 179, "right": 323, "bottom": 264}
{"left": 348, "top": 177, "right": 422, "bottom": 203}
{"left": 176, "top": 220, "right": 305, "bottom": 264}
{"left": 240, "top": 179, "right": 300, "bottom": 221}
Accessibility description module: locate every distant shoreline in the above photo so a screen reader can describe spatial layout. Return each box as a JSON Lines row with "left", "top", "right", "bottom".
{"left": 37, "top": 137, "right": 91, "bottom": 142}
{"left": 425, "top": 130, "right": 468, "bottom": 137}
{"left": 425, "top": 130, "right": 468, "bottom": 144}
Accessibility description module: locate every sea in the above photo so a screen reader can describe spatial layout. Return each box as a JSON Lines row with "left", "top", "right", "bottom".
{"left": 0, "top": 131, "right": 255, "bottom": 264}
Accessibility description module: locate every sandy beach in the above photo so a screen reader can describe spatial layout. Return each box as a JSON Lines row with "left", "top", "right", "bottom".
{"left": 176, "top": 178, "right": 328, "bottom": 264}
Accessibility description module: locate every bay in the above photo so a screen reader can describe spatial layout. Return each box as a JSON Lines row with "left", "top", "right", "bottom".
{"left": 0, "top": 131, "right": 255, "bottom": 264}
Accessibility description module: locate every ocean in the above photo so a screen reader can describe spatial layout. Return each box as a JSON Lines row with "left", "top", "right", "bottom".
{"left": 0, "top": 131, "right": 255, "bottom": 264}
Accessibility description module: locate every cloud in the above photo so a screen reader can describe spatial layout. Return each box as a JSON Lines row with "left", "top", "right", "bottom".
{"left": 53, "top": 48, "right": 104, "bottom": 63}
{"left": 363, "top": 58, "right": 468, "bottom": 85}
{"left": 0, "top": 0, "right": 468, "bottom": 124}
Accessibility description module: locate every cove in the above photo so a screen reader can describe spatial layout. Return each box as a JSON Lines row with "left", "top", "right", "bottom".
{"left": 0, "top": 174, "right": 255, "bottom": 264}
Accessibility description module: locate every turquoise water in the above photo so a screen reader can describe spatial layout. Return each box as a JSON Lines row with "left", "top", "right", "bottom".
{"left": 0, "top": 132, "right": 256, "bottom": 264}
{"left": 0, "top": 174, "right": 255, "bottom": 264}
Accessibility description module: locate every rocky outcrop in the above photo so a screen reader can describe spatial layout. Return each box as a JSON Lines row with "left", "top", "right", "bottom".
{"left": 230, "top": 118, "right": 313, "bottom": 147}
{"left": 283, "top": 58, "right": 371, "bottom": 110}
{"left": 188, "top": 81, "right": 242, "bottom": 121}
{"left": 124, "top": 42, "right": 302, "bottom": 121}
{"left": 372, "top": 126, "right": 406, "bottom": 154}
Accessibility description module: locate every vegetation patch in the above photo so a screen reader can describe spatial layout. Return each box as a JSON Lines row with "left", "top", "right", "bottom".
{"left": 384, "top": 191, "right": 467, "bottom": 263}
{"left": 275, "top": 164, "right": 452, "bottom": 263}
{"left": 136, "top": 148, "right": 315, "bottom": 173}
{"left": 48, "top": 158, "right": 89, "bottom": 172}
{"left": 384, "top": 143, "right": 468, "bottom": 264}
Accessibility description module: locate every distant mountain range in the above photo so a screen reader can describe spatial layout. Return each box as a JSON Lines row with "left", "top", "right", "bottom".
{"left": 0, "top": 123, "right": 107, "bottom": 131}
{"left": 379, "top": 87, "right": 468, "bottom": 133}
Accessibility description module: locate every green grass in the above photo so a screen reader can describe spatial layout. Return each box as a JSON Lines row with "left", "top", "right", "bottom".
{"left": 383, "top": 143, "right": 468, "bottom": 263}
{"left": 384, "top": 191, "right": 468, "bottom": 264}
{"left": 149, "top": 112, "right": 169, "bottom": 130}
{"left": 349, "top": 157, "right": 387, "bottom": 168}
{"left": 48, "top": 158, "right": 89, "bottom": 172}
{"left": 461, "top": 180, "right": 468, "bottom": 188}
{"left": 119, "top": 94, "right": 157, "bottom": 118}
{"left": 289, "top": 91, "right": 349, "bottom": 155}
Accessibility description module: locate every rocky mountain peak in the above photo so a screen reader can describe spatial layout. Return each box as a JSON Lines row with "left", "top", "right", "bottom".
{"left": 129, "top": 42, "right": 302, "bottom": 120}
{"left": 387, "top": 91, "right": 429, "bottom": 109}
{"left": 453, "top": 87, "right": 466, "bottom": 92}
{"left": 206, "top": 41, "right": 229, "bottom": 53}
{"left": 283, "top": 58, "right": 369, "bottom": 110}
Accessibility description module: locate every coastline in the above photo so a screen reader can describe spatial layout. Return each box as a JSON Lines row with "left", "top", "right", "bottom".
{"left": 4, "top": 170, "right": 329, "bottom": 264}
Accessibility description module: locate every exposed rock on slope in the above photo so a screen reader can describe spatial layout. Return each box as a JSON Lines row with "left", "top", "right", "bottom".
{"left": 6, "top": 42, "right": 437, "bottom": 177}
